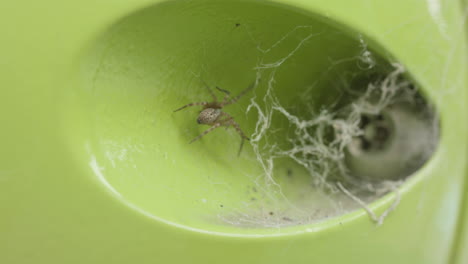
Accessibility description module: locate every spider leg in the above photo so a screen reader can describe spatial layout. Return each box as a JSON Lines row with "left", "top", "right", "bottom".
{"left": 219, "top": 113, "right": 249, "bottom": 139}
{"left": 189, "top": 123, "right": 222, "bottom": 144}
{"left": 219, "top": 112, "right": 250, "bottom": 156}
{"left": 215, "top": 86, "right": 232, "bottom": 104}
{"left": 173, "top": 102, "right": 208, "bottom": 112}
{"left": 231, "top": 120, "right": 250, "bottom": 156}
{"left": 220, "top": 82, "right": 255, "bottom": 107}
{"left": 201, "top": 80, "right": 218, "bottom": 102}
{"left": 238, "top": 137, "right": 247, "bottom": 157}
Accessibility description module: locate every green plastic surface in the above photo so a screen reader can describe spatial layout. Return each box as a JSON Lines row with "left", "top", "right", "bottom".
{"left": 1, "top": 0, "right": 466, "bottom": 263}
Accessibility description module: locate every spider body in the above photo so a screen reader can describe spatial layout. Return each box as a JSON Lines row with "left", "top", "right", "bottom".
{"left": 174, "top": 82, "right": 254, "bottom": 155}
{"left": 197, "top": 108, "right": 222, "bottom": 124}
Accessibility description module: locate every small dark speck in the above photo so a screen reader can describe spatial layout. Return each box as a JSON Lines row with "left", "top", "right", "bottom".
{"left": 220, "top": 204, "right": 224, "bottom": 208}
{"left": 250, "top": 197, "right": 257, "bottom": 201}
{"left": 360, "top": 115, "right": 370, "bottom": 128}
{"left": 269, "top": 211, "right": 274, "bottom": 216}
{"left": 282, "top": 217, "right": 293, "bottom": 222}
{"left": 252, "top": 187, "right": 257, "bottom": 193}
{"left": 287, "top": 168, "right": 293, "bottom": 177}
{"left": 235, "top": 23, "right": 241, "bottom": 27}
{"left": 360, "top": 137, "right": 372, "bottom": 151}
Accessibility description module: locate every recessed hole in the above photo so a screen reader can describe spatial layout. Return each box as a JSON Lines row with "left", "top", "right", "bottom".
{"left": 72, "top": 0, "right": 439, "bottom": 232}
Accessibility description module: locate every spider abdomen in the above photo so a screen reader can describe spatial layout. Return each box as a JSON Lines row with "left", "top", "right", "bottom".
{"left": 197, "top": 108, "right": 221, "bottom": 124}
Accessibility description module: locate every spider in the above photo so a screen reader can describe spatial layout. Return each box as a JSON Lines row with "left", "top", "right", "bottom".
{"left": 174, "top": 82, "right": 254, "bottom": 156}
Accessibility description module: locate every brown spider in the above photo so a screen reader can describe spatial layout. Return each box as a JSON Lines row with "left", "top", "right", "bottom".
{"left": 174, "top": 82, "right": 254, "bottom": 156}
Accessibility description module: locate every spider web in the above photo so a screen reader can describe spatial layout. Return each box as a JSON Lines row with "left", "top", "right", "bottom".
{"left": 216, "top": 25, "right": 439, "bottom": 228}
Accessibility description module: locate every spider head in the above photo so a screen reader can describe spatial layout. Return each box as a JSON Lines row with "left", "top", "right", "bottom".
{"left": 197, "top": 108, "right": 221, "bottom": 125}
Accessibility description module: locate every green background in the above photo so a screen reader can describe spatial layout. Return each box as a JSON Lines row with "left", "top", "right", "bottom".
{"left": 1, "top": 0, "right": 467, "bottom": 263}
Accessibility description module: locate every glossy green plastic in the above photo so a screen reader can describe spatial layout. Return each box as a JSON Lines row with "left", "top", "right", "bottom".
{"left": 0, "top": 0, "right": 466, "bottom": 263}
